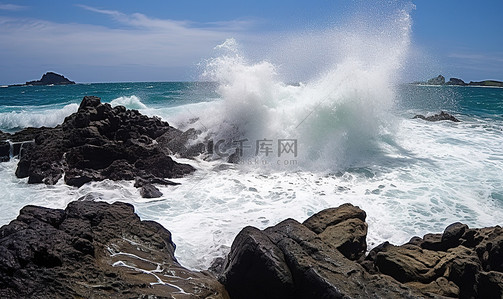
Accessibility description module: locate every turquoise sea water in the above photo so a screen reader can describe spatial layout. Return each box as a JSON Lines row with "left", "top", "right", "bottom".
{"left": 1, "top": 83, "right": 502, "bottom": 131}
{"left": 1, "top": 82, "right": 502, "bottom": 270}
{"left": 0, "top": 82, "right": 218, "bottom": 131}
{"left": 398, "top": 85, "right": 503, "bottom": 119}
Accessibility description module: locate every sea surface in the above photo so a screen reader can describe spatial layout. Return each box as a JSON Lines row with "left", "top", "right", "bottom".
{"left": 1, "top": 81, "right": 502, "bottom": 270}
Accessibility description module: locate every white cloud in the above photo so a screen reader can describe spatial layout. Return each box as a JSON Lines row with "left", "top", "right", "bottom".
{"left": 0, "top": 7, "right": 258, "bottom": 82}
{"left": 0, "top": 3, "right": 27, "bottom": 11}
{"left": 76, "top": 4, "right": 254, "bottom": 32}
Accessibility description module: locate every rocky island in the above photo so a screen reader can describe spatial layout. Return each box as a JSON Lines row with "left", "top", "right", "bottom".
{"left": 415, "top": 75, "right": 503, "bottom": 87}
{"left": 8, "top": 72, "right": 75, "bottom": 87}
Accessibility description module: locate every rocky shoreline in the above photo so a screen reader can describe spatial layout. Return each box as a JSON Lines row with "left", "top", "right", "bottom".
{"left": 0, "top": 201, "right": 501, "bottom": 298}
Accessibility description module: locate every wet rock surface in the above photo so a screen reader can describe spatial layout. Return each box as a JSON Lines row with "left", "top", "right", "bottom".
{"left": 1, "top": 201, "right": 502, "bottom": 298}
{"left": 215, "top": 204, "right": 502, "bottom": 299}
{"left": 413, "top": 111, "right": 461, "bottom": 122}
{"left": 0, "top": 201, "right": 229, "bottom": 298}
{"left": 0, "top": 96, "right": 201, "bottom": 197}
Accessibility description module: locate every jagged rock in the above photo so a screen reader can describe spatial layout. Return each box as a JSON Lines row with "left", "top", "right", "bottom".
{"left": 219, "top": 226, "right": 294, "bottom": 299}
{"left": 478, "top": 271, "right": 503, "bottom": 298}
{"left": 446, "top": 78, "right": 467, "bottom": 86}
{"left": 0, "top": 201, "right": 229, "bottom": 298}
{"left": 2, "top": 201, "right": 502, "bottom": 298}
{"left": 413, "top": 111, "right": 461, "bottom": 122}
{"left": 0, "top": 141, "right": 9, "bottom": 162}
{"left": 217, "top": 203, "right": 503, "bottom": 298}
{"left": 441, "top": 222, "right": 468, "bottom": 249}
{"left": 4, "top": 96, "right": 196, "bottom": 197}
{"left": 371, "top": 224, "right": 503, "bottom": 298}
{"left": 303, "top": 203, "right": 366, "bottom": 233}
{"left": 406, "top": 277, "right": 460, "bottom": 297}
{"left": 0, "top": 127, "right": 43, "bottom": 162}
{"left": 303, "top": 203, "right": 368, "bottom": 260}
{"left": 427, "top": 75, "right": 445, "bottom": 85}
{"left": 217, "top": 204, "right": 432, "bottom": 299}
{"left": 139, "top": 184, "right": 163, "bottom": 198}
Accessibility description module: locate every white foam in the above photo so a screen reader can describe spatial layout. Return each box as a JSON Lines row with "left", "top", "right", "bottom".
{"left": 1, "top": 115, "right": 502, "bottom": 271}
{"left": 110, "top": 95, "right": 147, "bottom": 110}
{"left": 0, "top": 103, "right": 78, "bottom": 130}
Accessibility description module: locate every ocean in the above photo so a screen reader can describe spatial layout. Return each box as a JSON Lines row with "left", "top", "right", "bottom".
{"left": 1, "top": 80, "right": 502, "bottom": 270}
{"left": 1, "top": 7, "right": 502, "bottom": 270}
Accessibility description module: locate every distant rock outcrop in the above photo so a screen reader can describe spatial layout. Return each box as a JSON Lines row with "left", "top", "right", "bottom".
{"left": 413, "top": 111, "right": 461, "bottom": 122}
{"left": 417, "top": 75, "right": 503, "bottom": 87}
{"left": 446, "top": 77, "right": 467, "bottom": 86}
{"left": 468, "top": 80, "right": 503, "bottom": 87}
{"left": 427, "top": 75, "right": 445, "bottom": 85}
{"left": 25, "top": 72, "right": 75, "bottom": 86}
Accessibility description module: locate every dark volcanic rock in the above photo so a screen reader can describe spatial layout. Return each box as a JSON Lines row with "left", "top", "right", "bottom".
{"left": 216, "top": 203, "right": 503, "bottom": 299}
{"left": 0, "top": 141, "right": 9, "bottom": 162}
{"left": 370, "top": 224, "right": 503, "bottom": 298}
{"left": 139, "top": 183, "right": 163, "bottom": 198}
{"left": 413, "top": 111, "right": 461, "bottom": 122}
{"left": 219, "top": 226, "right": 294, "bottom": 299}
{"left": 25, "top": 72, "right": 75, "bottom": 86}
{"left": 0, "top": 128, "right": 44, "bottom": 162}
{"left": 217, "top": 203, "right": 430, "bottom": 299}
{"left": 5, "top": 96, "right": 195, "bottom": 197}
{"left": 2, "top": 201, "right": 502, "bottom": 298}
{"left": 0, "top": 201, "right": 228, "bottom": 298}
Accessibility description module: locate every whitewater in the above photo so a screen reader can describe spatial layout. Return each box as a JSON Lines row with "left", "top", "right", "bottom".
{"left": 1, "top": 5, "right": 503, "bottom": 270}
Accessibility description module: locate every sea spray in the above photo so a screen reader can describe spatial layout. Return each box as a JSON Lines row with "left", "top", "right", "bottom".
{"left": 195, "top": 6, "right": 413, "bottom": 170}
{"left": 110, "top": 95, "right": 148, "bottom": 110}
{"left": 0, "top": 103, "right": 78, "bottom": 131}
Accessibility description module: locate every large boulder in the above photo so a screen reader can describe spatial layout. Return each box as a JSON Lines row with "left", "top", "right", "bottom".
{"left": 303, "top": 203, "right": 368, "bottom": 261}
{"left": 0, "top": 201, "right": 228, "bottom": 298}
{"left": 6, "top": 96, "right": 196, "bottom": 197}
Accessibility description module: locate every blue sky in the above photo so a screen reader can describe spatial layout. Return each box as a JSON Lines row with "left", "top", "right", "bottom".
{"left": 0, "top": 0, "right": 502, "bottom": 84}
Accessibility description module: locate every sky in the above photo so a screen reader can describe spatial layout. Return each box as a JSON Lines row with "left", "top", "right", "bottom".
{"left": 0, "top": 0, "right": 502, "bottom": 84}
